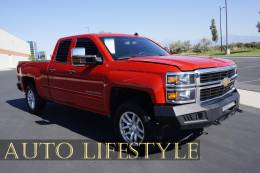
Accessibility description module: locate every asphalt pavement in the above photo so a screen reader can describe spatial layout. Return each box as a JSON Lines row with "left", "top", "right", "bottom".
{"left": 228, "top": 57, "right": 260, "bottom": 92}
{"left": 0, "top": 57, "right": 260, "bottom": 173}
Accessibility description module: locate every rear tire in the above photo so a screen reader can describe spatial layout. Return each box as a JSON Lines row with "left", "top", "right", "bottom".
{"left": 25, "top": 85, "right": 46, "bottom": 114}
{"left": 114, "top": 100, "right": 157, "bottom": 143}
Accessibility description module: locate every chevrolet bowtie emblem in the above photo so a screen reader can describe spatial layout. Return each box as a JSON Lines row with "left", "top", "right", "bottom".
{"left": 222, "top": 78, "right": 231, "bottom": 87}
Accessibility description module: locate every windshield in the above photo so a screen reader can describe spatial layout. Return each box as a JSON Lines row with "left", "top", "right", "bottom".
{"left": 100, "top": 36, "right": 169, "bottom": 60}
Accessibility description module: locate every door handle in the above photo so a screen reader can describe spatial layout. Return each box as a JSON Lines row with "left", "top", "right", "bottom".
{"left": 66, "top": 69, "right": 76, "bottom": 74}
{"left": 48, "top": 68, "right": 56, "bottom": 72}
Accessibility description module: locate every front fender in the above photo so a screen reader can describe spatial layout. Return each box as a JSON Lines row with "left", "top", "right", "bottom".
{"left": 107, "top": 71, "right": 166, "bottom": 104}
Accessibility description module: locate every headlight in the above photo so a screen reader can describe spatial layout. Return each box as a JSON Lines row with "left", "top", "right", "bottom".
{"left": 166, "top": 72, "right": 196, "bottom": 104}
{"left": 167, "top": 73, "right": 195, "bottom": 86}
{"left": 167, "top": 89, "right": 196, "bottom": 103}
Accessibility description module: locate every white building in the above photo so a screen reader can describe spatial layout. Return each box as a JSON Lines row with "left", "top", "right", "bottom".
{"left": 0, "top": 29, "right": 30, "bottom": 69}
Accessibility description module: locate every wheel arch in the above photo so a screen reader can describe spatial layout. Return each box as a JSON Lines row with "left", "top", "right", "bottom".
{"left": 109, "top": 87, "right": 154, "bottom": 119}
{"left": 22, "top": 76, "right": 36, "bottom": 90}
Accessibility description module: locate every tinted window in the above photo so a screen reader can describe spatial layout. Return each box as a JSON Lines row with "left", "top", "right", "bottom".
{"left": 55, "top": 39, "right": 71, "bottom": 63}
{"left": 75, "top": 38, "right": 100, "bottom": 56}
{"left": 100, "top": 37, "right": 169, "bottom": 60}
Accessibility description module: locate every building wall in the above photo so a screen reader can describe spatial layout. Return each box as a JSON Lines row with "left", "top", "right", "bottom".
{"left": 0, "top": 29, "right": 30, "bottom": 69}
{"left": 0, "top": 54, "right": 27, "bottom": 69}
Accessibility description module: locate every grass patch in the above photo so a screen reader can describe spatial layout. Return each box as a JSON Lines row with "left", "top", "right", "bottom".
{"left": 181, "top": 48, "right": 260, "bottom": 57}
{"left": 229, "top": 49, "right": 260, "bottom": 56}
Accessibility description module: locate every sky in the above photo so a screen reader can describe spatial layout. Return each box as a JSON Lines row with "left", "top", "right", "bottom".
{"left": 0, "top": 0, "right": 259, "bottom": 54}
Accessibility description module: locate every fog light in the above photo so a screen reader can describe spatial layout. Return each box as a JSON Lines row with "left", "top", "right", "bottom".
{"left": 167, "top": 92, "right": 177, "bottom": 100}
{"left": 167, "top": 89, "right": 196, "bottom": 104}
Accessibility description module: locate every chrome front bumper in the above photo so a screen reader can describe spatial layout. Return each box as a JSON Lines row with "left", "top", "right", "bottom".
{"left": 154, "top": 88, "right": 240, "bottom": 129}
{"left": 156, "top": 65, "right": 240, "bottom": 129}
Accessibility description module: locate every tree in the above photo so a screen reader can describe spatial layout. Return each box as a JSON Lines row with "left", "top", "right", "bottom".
{"left": 183, "top": 41, "right": 191, "bottom": 51}
{"left": 210, "top": 19, "right": 219, "bottom": 43}
{"left": 169, "top": 41, "right": 184, "bottom": 54}
{"left": 192, "top": 38, "right": 211, "bottom": 53}
{"left": 201, "top": 38, "right": 212, "bottom": 51}
{"left": 193, "top": 43, "right": 202, "bottom": 53}
{"left": 169, "top": 40, "right": 191, "bottom": 54}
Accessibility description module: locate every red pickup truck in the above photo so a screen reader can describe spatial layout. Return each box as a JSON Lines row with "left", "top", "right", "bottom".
{"left": 17, "top": 33, "right": 240, "bottom": 143}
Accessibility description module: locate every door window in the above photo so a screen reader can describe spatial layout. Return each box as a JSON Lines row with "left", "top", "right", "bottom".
{"left": 75, "top": 38, "right": 101, "bottom": 56}
{"left": 55, "top": 39, "right": 71, "bottom": 63}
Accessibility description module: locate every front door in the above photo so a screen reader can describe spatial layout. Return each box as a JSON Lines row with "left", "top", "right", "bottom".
{"left": 64, "top": 37, "right": 107, "bottom": 114}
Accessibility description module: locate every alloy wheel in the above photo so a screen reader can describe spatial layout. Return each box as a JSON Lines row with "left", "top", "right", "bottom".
{"left": 119, "top": 111, "right": 145, "bottom": 143}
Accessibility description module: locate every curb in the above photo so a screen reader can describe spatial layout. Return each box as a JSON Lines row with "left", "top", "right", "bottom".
{"left": 238, "top": 89, "right": 260, "bottom": 109}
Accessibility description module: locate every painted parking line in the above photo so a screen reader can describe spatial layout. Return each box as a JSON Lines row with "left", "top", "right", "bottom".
{"left": 223, "top": 56, "right": 260, "bottom": 59}
{"left": 238, "top": 64, "right": 260, "bottom": 70}
{"left": 238, "top": 78, "right": 260, "bottom": 84}
{"left": 238, "top": 89, "right": 260, "bottom": 109}
{"left": 0, "top": 68, "right": 15, "bottom": 72}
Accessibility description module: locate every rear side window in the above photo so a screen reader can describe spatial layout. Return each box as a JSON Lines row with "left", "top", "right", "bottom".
{"left": 55, "top": 39, "right": 71, "bottom": 63}
{"left": 75, "top": 38, "right": 100, "bottom": 56}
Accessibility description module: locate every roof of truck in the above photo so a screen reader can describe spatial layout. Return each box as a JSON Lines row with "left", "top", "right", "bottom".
{"left": 60, "top": 33, "right": 139, "bottom": 40}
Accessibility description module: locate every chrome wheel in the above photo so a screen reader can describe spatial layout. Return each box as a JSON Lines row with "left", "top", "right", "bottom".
{"left": 119, "top": 111, "right": 145, "bottom": 143}
{"left": 27, "top": 89, "right": 35, "bottom": 110}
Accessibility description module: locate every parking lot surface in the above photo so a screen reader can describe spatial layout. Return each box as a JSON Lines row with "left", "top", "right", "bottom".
{"left": 228, "top": 57, "right": 260, "bottom": 92}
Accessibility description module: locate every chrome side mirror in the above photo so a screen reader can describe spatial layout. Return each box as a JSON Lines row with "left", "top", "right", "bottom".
{"left": 72, "top": 47, "right": 85, "bottom": 57}
{"left": 71, "top": 48, "right": 102, "bottom": 66}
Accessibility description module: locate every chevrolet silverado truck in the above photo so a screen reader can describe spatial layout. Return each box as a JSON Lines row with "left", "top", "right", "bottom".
{"left": 17, "top": 33, "right": 240, "bottom": 143}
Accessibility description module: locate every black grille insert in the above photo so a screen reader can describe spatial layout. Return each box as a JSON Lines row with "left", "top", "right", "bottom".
{"left": 200, "top": 69, "right": 235, "bottom": 83}
{"left": 200, "top": 82, "right": 234, "bottom": 101}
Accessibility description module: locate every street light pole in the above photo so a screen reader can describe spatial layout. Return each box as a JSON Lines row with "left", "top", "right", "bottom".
{"left": 219, "top": 6, "right": 224, "bottom": 52}
{"left": 225, "top": 0, "right": 229, "bottom": 55}
{"left": 85, "top": 26, "right": 90, "bottom": 33}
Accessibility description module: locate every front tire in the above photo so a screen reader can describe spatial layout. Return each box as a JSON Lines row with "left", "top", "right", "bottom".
{"left": 25, "top": 85, "right": 46, "bottom": 114}
{"left": 114, "top": 101, "right": 156, "bottom": 143}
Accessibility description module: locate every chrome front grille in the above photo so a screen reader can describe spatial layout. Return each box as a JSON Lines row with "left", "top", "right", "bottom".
{"left": 200, "top": 69, "right": 235, "bottom": 83}
{"left": 196, "top": 65, "right": 237, "bottom": 102}
{"left": 200, "top": 81, "right": 235, "bottom": 101}
{"left": 165, "top": 65, "right": 237, "bottom": 104}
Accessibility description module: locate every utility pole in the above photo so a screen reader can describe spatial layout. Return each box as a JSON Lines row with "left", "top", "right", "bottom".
{"left": 85, "top": 26, "right": 90, "bottom": 33}
{"left": 225, "top": 0, "right": 229, "bottom": 55}
{"left": 219, "top": 6, "right": 224, "bottom": 52}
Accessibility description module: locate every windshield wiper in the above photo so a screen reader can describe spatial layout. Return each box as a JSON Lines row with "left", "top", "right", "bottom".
{"left": 116, "top": 54, "right": 166, "bottom": 60}
{"left": 116, "top": 56, "right": 136, "bottom": 60}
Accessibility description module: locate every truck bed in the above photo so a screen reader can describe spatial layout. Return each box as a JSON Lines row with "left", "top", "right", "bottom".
{"left": 17, "top": 61, "right": 50, "bottom": 73}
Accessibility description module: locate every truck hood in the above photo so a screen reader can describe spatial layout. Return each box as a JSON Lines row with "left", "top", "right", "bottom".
{"left": 128, "top": 56, "right": 235, "bottom": 71}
